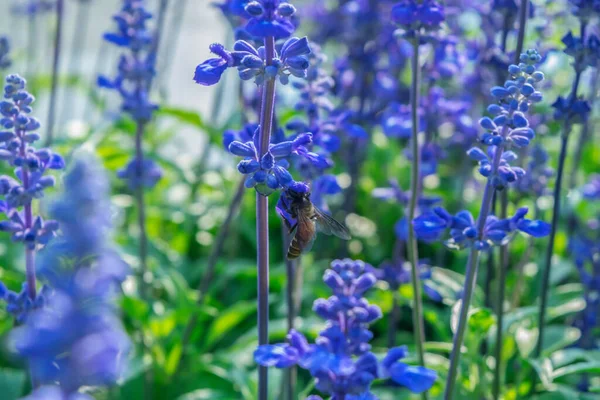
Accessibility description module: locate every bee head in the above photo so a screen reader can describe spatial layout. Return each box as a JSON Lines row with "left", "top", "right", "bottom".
{"left": 286, "top": 181, "right": 311, "bottom": 201}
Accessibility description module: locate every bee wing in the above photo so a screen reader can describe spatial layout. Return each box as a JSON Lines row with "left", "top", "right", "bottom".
{"left": 296, "top": 211, "right": 317, "bottom": 253}
{"left": 314, "top": 207, "right": 351, "bottom": 240}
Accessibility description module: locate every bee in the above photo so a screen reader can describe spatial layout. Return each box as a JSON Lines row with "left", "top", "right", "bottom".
{"left": 279, "top": 186, "right": 351, "bottom": 259}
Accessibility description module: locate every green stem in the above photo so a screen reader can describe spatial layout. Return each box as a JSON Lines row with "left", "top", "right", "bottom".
{"left": 408, "top": 33, "right": 428, "bottom": 400}
{"left": 444, "top": 134, "right": 507, "bottom": 399}
{"left": 493, "top": 190, "right": 509, "bottom": 399}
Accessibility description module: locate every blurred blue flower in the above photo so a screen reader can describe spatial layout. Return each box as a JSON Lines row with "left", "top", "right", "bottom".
{"left": 392, "top": 0, "right": 445, "bottom": 32}
{"left": 582, "top": 174, "right": 600, "bottom": 199}
{"left": 117, "top": 158, "right": 163, "bottom": 190}
{"left": 10, "top": 0, "right": 55, "bottom": 15}
{"left": 0, "top": 37, "right": 11, "bottom": 70}
{"left": 255, "top": 259, "right": 437, "bottom": 398}
{"left": 552, "top": 95, "right": 591, "bottom": 125}
{"left": 12, "top": 157, "right": 130, "bottom": 397}
{"left": 244, "top": 0, "right": 297, "bottom": 38}
{"left": 98, "top": 0, "right": 158, "bottom": 122}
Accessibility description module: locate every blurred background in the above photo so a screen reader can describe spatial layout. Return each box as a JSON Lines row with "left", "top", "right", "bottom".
{"left": 0, "top": 0, "right": 597, "bottom": 399}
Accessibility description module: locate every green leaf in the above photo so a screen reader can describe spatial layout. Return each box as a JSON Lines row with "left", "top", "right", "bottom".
{"left": 158, "top": 107, "right": 206, "bottom": 129}
{"left": 552, "top": 361, "right": 600, "bottom": 380}
{"left": 177, "top": 389, "right": 231, "bottom": 400}
{"left": 204, "top": 300, "right": 257, "bottom": 349}
{"left": 550, "top": 348, "right": 600, "bottom": 368}
{"left": 541, "top": 326, "right": 581, "bottom": 356}
{"left": 0, "top": 369, "right": 26, "bottom": 400}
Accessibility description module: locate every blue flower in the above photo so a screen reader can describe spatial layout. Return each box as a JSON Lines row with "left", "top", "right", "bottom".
{"left": 98, "top": 0, "right": 158, "bottom": 122}
{"left": 0, "top": 75, "right": 64, "bottom": 248}
{"left": 0, "top": 36, "right": 11, "bottom": 70}
{"left": 582, "top": 174, "right": 600, "bottom": 199}
{"left": 552, "top": 95, "right": 591, "bottom": 125}
{"left": 244, "top": 0, "right": 297, "bottom": 38}
{"left": 392, "top": 0, "right": 445, "bottom": 31}
{"left": 255, "top": 259, "right": 437, "bottom": 398}
{"left": 414, "top": 206, "right": 550, "bottom": 250}
{"left": 12, "top": 157, "right": 130, "bottom": 397}
{"left": 117, "top": 157, "right": 163, "bottom": 190}
{"left": 194, "top": 37, "right": 311, "bottom": 86}
{"left": 194, "top": 43, "right": 234, "bottom": 86}
{"left": 468, "top": 50, "right": 545, "bottom": 190}
{"left": 562, "top": 31, "right": 600, "bottom": 71}
{"left": 228, "top": 127, "right": 311, "bottom": 195}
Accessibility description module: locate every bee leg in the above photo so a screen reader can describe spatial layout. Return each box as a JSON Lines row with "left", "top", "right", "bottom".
{"left": 289, "top": 223, "right": 297, "bottom": 234}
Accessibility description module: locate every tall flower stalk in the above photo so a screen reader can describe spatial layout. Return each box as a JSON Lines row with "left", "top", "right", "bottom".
{"left": 0, "top": 74, "right": 64, "bottom": 304}
{"left": 494, "top": 1, "right": 529, "bottom": 398}
{"left": 407, "top": 31, "right": 427, "bottom": 390}
{"left": 413, "top": 50, "right": 550, "bottom": 399}
{"left": 391, "top": 2, "right": 445, "bottom": 391}
{"left": 535, "top": 3, "right": 599, "bottom": 370}
{"left": 98, "top": 0, "right": 163, "bottom": 301}
{"left": 193, "top": 2, "right": 313, "bottom": 398}
{"left": 0, "top": 74, "right": 64, "bottom": 386}
{"left": 98, "top": 1, "right": 163, "bottom": 396}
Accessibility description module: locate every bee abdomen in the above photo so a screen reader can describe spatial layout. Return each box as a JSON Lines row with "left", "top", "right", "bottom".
{"left": 287, "top": 237, "right": 302, "bottom": 259}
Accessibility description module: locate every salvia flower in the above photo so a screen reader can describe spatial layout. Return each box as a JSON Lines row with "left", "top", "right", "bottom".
{"left": 12, "top": 157, "right": 130, "bottom": 397}
{"left": 0, "top": 36, "right": 11, "bottom": 70}
{"left": 99, "top": 0, "right": 162, "bottom": 190}
{"left": 582, "top": 174, "right": 600, "bottom": 199}
{"left": 561, "top": 31, "right": 600, "bottom": 72}
{"left": 254, "top": 259, "right": 437, "bottom": 398}
{"left": 244, "top": 0, "right": 297, "bottom": 38}
{"left": 0, "top": 74, "right": 64, "bottom": 248}
{"left": 392, "top": 0, "right": 445, "bottom": 33}
{"left": 228, "top": 126, "right": 312, "bottom": 195}
{"left": 414, "top": 206, "right": 551, "bottom": 250}
{"left": 0, "top": 282, "right": 50, "bottom": 324}
{"left": 98, "top": 0, "right": 158, "bottom": 123}
{"left": 552, "top": 94, "right": 591, "bottom": 125}
{"left": 469, "top": 50, "right": 545, "bottom": 190}
{"left": 117, "top": 157, "right": 163, "bottom": 190}
{"left": 194, "top": 37, "right": 311, "bottom": 86}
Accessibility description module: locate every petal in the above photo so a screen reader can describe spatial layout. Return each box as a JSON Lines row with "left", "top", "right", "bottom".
{"left": 193, "top": 58, "right": 229, "bottom": 86}
{"left": 389, "top": 363, "right": 437, "bottom": 393}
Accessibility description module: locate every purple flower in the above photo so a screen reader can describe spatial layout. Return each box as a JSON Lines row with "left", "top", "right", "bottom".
{"left": 255, "top": 259, "right": 437, "bottom": 398}
{"left": 13, "top": 158, "right": 130, "bottom": 397}
{"left": 98, "top": 0, "right": 158, "bottom": 122}
{"left": 582, "top": 174, "right": 600, "bottom": 199}
{"left": 414, "top": 206, "right": 550, "bottom": 250}
{"left": 0, "top": 36, "right": 11, "bottom": 70}
{"left": 194, "top": 43, "right": 234, "bottom": 86}
{"left": 244, "top": 0, "right": 297, "bottom": 38}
